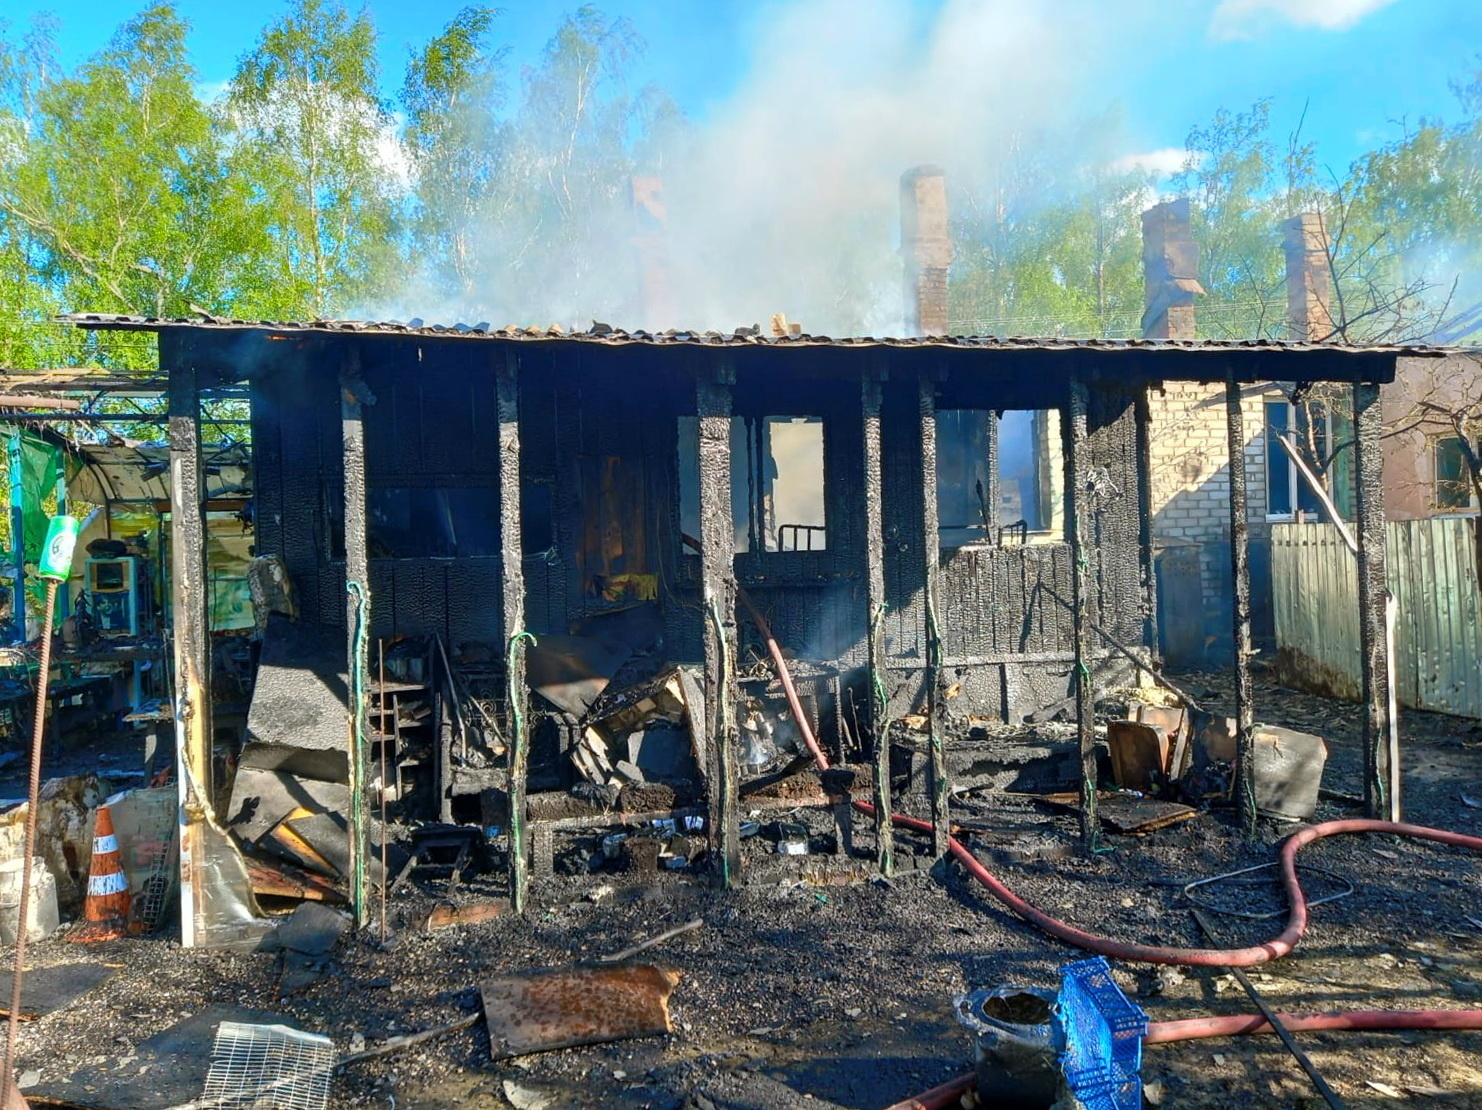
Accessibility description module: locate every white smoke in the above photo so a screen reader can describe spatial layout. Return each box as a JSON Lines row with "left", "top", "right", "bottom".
{"left": 376, "top": 0, "right": 1136, "bottom": 337}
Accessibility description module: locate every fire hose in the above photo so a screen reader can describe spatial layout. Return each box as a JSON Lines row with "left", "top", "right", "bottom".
{"left": 726, "top": 580, "right": 1482, "bottom": 1105}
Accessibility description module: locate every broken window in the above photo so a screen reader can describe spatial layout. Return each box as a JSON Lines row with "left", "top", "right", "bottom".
{"left": 578, "top": 455, "right": 657, "bottom": 601}
{"left": 678, "top": 415, "right": 827, "bottom": 554}
{"left": 1434, "top": 436, "right": 1476, "bottom": 511}
{"left": 936, "top": 409, "right": 1060, "bottom": 547}
{"left": 759, "top": 417, "right": 826, "bottom": 551}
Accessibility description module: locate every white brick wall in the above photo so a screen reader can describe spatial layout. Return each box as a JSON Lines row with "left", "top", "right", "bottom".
{"left": 1147, "top": 383, "right": 1274, "bottom": 620}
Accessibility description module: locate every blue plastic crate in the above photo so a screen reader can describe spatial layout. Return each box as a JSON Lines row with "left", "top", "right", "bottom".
{"left": 1054, "top": 957, "right": 1148, "bottom": 1110}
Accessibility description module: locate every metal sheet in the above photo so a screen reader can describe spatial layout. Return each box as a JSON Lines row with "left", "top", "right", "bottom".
{"left": 479, "top": 964, "right": 681, "bottom": 1059}
{"left": 1273, "top": 518, "right": 1482, "bottom": 719}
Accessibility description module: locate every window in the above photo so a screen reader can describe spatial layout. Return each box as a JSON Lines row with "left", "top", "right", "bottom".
{"left": 936, "top": 409, "right": 1060, "bottom": 548}
{"left": 1265, "top": 400, "right": 1353, "bottom": 519}
{"left": 678, "top": 415, "right": 827, "bottom": 554}
{"left": 366, "top": 488, "right": 500, "bottom": 558}
{"left": 760, "top": 417, "right": 826, "bottom": 551}
{"left": 1435, "top": 436, "right": 1476, "bottom": 511}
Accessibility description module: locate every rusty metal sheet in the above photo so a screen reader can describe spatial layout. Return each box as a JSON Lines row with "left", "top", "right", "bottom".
{"left": 479, "top": 964, "right": 681, "bottom": 1059}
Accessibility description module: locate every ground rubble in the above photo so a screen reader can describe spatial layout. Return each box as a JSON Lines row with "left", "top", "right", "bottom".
{"left": 7, "top": 664, "right": 1482, "bottom": 1109}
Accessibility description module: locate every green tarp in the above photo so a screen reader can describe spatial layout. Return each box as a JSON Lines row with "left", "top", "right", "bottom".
{"left": 15, "top": 430, "right": 61, "bottom": 566}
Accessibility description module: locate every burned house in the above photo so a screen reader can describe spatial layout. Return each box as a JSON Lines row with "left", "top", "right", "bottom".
{"left": 57, "top": 312, "right": 1434, "bottom": 944}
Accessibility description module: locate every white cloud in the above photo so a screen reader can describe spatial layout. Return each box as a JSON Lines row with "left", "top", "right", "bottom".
{"left": 1112, "top": 147, "right": 1195, "bottom": 177}
{"left": 1209, "top": 0, "right": 1399, "bottom": 40}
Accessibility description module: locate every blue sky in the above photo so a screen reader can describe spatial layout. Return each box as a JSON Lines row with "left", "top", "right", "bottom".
{"left": 3, "top": 0, "right": 1478, "bottom": 179}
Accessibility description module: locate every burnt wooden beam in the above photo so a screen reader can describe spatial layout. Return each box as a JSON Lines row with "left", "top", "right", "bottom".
{"left": 165, "top": 331, "right": 213, "bottom": 947}
{"left": 1064, "top": 377, "right": 1099, "bottom": 848}
{"left": 696, "top": 358, "right": 741, "bottom": 885}
{"left": 340, "top": 347, "right": 372, "bottom": 926}
{"left": 1353, "top": 381, "right": 1399, "bottom": 820}
{"left": 497, "top": 349, "right": 531, "bottom": 912}
{"left": 861, "top": 367, "right": 892, "bottom": 875}
{"left": 984, "top": 408, "right": 1000, "bottom": 540}
{"left": 918, "top": 372, "right": 949, "bottom": 858}
{"left": 1135, "top": 388, "right": 1159, "bottom": 656}
{"left": 1225, "top": 376, "right": 1258, "bottom": 834}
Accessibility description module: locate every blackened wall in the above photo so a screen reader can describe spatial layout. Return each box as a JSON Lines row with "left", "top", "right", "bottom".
{"left": 248, "top": 338, "right": 1150, "bottom": 724}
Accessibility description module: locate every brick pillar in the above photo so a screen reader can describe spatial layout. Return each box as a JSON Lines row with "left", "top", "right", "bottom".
{"left": 1283, "top": 213, "right": 1333, "bottom": 341}
{"left": 630, "top": 175, "right": 673, "bottom": 328}
{"left": 1141, "top": 198, "right": 1203, "bottom": 339}
{"left": 900, "top": 166, "right": 952, "bottom": 336}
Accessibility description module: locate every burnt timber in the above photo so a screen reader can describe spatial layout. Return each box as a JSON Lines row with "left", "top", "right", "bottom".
{"left": 64, "top": 314, "right": 1441, "bottom": 912}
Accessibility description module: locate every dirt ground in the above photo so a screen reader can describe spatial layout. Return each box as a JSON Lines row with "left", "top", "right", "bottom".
{"left": 7, "top": 661, "right": 1482, "bottom": 1110}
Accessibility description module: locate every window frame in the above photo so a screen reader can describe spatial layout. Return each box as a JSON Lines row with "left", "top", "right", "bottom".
{"left": 1432, "top": 434, "right": 1479, "bottom": 514}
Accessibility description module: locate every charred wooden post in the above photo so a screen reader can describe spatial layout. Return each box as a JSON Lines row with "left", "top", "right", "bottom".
{"left": 1225, "top": 376, "right": 1258, "bottom": 835}
{"left": 1135, "top": 389, "right": 1159, "bottom": 655}
{"left": 340, "top": 347, "right": 373, "bottom": 926}
{"left": 1064, "top": 377, "right": 1099, "bottom": 847}
{"left": 497, "top": 350, "right": 531, "bottom": 912}
{"left": 696, "top": 359, "right": 741, "bottom": 885}
{"left": 919, "top": 371, "right": 949, "bottom": 857}
{"left": 165, "top": 330, "right": 213, "bottom": 946}
{"left": 1353, "top": 381, "right": 1399, "bottom": 820}
{"left": 861, "top": 368, "right": 892, "bottom": 875}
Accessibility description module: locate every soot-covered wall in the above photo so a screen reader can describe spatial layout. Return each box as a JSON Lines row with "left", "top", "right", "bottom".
{"left": 249, "top": 337, "right": 1150, "bottom": 724}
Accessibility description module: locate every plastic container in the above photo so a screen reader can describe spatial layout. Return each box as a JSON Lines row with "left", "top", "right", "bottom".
{"left": 1054, "top": 957, "right": 1147, "bottom": 1110}
{"left": 0, "top": 857, "right": 60, "bottom": 944}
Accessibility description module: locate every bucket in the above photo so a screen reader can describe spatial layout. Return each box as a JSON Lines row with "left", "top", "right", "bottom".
{"left": 1252, "top": 725, "right": 1327, "bottom": 820}
{"left": 0, "top": 857, "right": 61, "bottom": 944}
{"left": 954, "top": 986, "right": 1058, "bottom": 1110}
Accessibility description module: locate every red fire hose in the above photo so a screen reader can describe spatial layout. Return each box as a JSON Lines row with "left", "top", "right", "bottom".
{"left": 884, "top": 1009, "right": 1482, "bottom": 1110}
{"left": 733, "top": 586, "right": 1482, "bottom": 1107}
{"left": 738, "top": 586, "right": 1482, "bottom": 966}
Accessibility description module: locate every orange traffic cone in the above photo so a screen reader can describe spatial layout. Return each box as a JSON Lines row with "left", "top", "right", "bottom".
{"left": 70, "top": 804, "right": 131, "bottom": 943}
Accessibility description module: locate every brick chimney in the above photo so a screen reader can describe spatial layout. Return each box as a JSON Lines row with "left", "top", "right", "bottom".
{"left": 630, "top": 175, "right": 673, "bottom": 327}
{"left": 1282, "top": 213, "right": 1333, "bottom": 341}
{"left": 1141, "top": 198, "right": 1203, "bottom": 339}
{"left": 900, "top": 166, "right": 952, "bottom": 336}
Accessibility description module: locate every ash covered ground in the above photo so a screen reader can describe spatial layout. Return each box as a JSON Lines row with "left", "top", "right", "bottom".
{"left": 10, "top": 664, "right": 1482, "bottom": 1110}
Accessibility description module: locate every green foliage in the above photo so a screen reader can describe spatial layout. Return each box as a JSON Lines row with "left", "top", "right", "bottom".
{"left": 227, "top": 0, "right": 403, "bottom": 317}
{"left": 0, "top": 5, "right": 1476, "bottom": 354}
{"left": 401, "top": 6, "right": 508, "bottom": 302}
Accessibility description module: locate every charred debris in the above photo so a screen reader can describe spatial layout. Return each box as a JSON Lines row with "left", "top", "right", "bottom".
{"left": 0, "top": 310, "right": 1473, "bottom": 1108}
{"left": 29, "top": 313, "right": 1424, "bottom": 934}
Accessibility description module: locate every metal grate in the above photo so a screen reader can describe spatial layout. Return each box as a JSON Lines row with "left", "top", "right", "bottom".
{"left": 200, "top": 1021, "right": 335, "bottom": 1110}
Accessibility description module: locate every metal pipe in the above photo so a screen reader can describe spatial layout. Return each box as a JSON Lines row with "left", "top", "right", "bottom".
{"left": 1191, "top": 907, "right": 1347, "bottom": 1110}
{"left": 3, "top": 577, "right": 59, "bottom": 1108}
{"left": 7, "top": 431, "right": 24, "bottom": 642}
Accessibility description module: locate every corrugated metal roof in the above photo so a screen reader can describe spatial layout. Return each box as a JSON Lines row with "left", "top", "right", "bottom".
{"left": 60, "top": 313, "right": 1461, "bottom": 357}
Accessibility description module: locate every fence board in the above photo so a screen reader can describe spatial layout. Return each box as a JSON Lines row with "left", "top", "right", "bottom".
{"left": 1273, "top": 517, "right": 1482, "bottom": 719}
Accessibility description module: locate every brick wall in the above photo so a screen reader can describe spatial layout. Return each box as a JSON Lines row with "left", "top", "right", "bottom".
{"left": 1146, "top": 383, "right": 1272, "bottom": 628}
